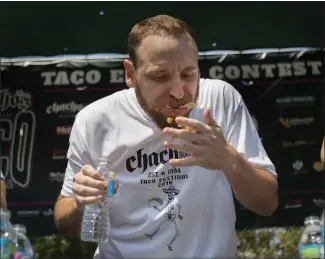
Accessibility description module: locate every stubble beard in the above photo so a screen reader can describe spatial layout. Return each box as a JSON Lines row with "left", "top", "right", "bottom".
{"left": 135, "top": 81, "right": 200, "bottom": 130}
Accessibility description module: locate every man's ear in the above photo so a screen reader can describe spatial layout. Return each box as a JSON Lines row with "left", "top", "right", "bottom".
{"left": 124, "top": 59, "right": 135, "bottom": 88}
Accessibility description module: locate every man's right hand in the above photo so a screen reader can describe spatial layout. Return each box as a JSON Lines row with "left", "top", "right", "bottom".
{"left": 72, "top": 165, "right": 108, "bottom": 209}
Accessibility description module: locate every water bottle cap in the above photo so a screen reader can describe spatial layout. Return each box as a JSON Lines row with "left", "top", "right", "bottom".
{"left": 304, "top": 216, "right": 321, "bottom": 225}
{"left": 13, "top": 224, "right": 27, "bottom": 234}
{"left": 109, "top": 171, "right": 115, "bottom": 178}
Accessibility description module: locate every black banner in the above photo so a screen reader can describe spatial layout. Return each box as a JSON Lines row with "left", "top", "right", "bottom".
{"left": 0, "top": 50, "right": 324, "bottom": 235}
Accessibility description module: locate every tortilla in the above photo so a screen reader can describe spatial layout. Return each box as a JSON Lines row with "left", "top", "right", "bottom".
{"left": 179, "top": 102, "right": 196, "bottom": 109}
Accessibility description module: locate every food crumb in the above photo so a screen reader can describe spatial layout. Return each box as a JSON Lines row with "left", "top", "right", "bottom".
{"left": 167, "top": 117, "right": 173, "bottom": 124}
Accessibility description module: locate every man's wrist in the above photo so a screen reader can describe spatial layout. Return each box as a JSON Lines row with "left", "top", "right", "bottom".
{"left": 0, "top": 193, "right": 7, "bottom": 208}
{"left": 222, "top": 145, "right": 256, "bottom": 182}
{"left": 223, "top": 147, "right": 258, "bottom": 184}
{"left": 222, "top": 145, "right": 241, "bottom": 176}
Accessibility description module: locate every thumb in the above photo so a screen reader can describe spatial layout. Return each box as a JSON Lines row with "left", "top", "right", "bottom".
{"left": 203, "top": 108, "right": 216, "bottom": 126}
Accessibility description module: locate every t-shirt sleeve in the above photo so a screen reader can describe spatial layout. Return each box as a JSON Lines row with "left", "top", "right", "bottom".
{"left": 61, "top": 115, "right": 94, "bottom": 197}
{"left": 0, "top": 171, "right": 4, "bottom": 180}
{"left": 225, "top": 95, "right": 277, "bottom": 178}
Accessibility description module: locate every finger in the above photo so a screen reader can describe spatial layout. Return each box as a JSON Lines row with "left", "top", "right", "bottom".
{"left": 203, "top": 108, "right": 224, "bottom": 136}
{"left": 73, "top": 183, "right": 107, "bottom": 197}
{"left": 75, "top": 194, "right": 103, "bottom": 205}
{"left": 163, "top": 127, "right": 199, "bottom": 142}
{"left": 164, "top": 141, "right": 198, "bottom": 155}
{"left": 203, "top": 108, "right": 218, "bottom": 127}
{"left": 174, "top": 117, "right": 210, "bottom": 133}
{"left": 74, "top": 174, "right": 108, "bottom": 190}
{"left": 169, "top": 156, "right": 198, "bottom": 167}
{"left": 81, "top": 164, "right": 104, "bottom": 181}
{"left": 212, "top": 126, "right": 225, "bottom": 140}
{"left": 214, "top": 126, "right": 223, "bottom": 133}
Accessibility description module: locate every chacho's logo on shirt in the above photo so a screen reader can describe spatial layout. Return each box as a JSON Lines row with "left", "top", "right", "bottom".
{"left": 126, "top": 148, "right": 183, "bottom": 173}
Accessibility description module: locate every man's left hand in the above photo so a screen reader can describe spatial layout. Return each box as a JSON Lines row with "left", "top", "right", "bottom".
{"left": 163, "top": 108, "right": 238, "bottom": 172}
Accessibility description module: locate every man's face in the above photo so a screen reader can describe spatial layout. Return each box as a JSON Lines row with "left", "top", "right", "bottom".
{"left": 124, "top": 34, "right": 200, "bottom": 129}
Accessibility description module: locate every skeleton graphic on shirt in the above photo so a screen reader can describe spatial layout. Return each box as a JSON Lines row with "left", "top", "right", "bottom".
{"left": 145, "top": 185, "right": 183, "bottom": 251}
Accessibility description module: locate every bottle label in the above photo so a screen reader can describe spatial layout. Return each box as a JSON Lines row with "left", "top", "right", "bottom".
{"left": 14, "top": 251, "right": 23, "bottom": 259}
{"left": 0, "top": 237, "right": 16, "bottom": 259}
{"left": 15, "top": 251, "right": 34, "bottom": 259}
{"left": 299, "top": 244, "right": 323, "bottom": 258}
{"left": 14, "top": 251, "right": 32, "bottom": 259}
{"left": 107, "top": 179, "right": 115, "bottom": 197}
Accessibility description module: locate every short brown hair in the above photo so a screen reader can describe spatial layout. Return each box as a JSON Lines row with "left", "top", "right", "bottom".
{"left": 127, "top": 14, "right": 198, "bottom": 67}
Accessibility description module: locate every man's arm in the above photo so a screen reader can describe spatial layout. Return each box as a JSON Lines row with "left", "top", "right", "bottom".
{"left": 321, "top": 137, "right": 324, "bottom": 165}
{"left": 0, "top": 177, "right": 7, "bottom": 209}
{"left": 224, "top": 147, "right": 278, "bottom": 216}
{"left": 53, "top": 114, "right": 92, "bottom": 236}
{"left": 222, "top": 86, "right": 279, "bottom": 216}
{"left": 54, "top": 194, "right": 83, "bottom": 236}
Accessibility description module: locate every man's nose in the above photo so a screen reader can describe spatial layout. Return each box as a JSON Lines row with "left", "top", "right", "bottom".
{"left": 169, "top": 77, "right": 184, "bottom": 100}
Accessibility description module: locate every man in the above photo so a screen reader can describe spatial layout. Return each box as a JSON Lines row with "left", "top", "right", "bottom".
{"left": 54, "top": 15, "right": 278, "bottom": 258}
{"left": 0, "top": 171, "right": 7, "bottom": 208}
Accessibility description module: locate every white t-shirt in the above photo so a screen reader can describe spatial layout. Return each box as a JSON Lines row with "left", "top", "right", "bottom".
{"left": 61, "top": 78, "right": 276, "bottom": 259}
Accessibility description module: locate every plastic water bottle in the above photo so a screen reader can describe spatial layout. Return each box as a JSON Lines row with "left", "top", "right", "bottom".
{"left": 320, "top": 210, "right": 324, "bottom": 259}
{"left": 299, "top": 216, "right": 323, "bottom": 259}
{"left": 80, "top": 156, "right": 116, "bottom": 243}
{"left": 0, "top": 209, "right": 17, "bottom": 259}
{"left": 12, "top": 224, "right": 34, "bottom": 259}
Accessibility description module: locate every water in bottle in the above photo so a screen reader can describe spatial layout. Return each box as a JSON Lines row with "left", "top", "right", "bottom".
{"left": 320, "top": 210, "right": 324, "bottom": 259}
{"left": 12, "top": 224, "right": 34, "bottom": 259}
{"left": 299, "top": 216, "right": 323, "bottom": 259}
{"left": 0, "top": 209, "right": 17, "bottom": 259}
{"left": 80, "top": 156, "right": 116, "bottom": 243}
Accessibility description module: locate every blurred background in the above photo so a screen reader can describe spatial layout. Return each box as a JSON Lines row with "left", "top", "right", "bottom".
{"left": 0, "top": 2, "right": 324, "bottom": 55}
{"left": 0, "top": 1, "right": 324, "bottom": 258}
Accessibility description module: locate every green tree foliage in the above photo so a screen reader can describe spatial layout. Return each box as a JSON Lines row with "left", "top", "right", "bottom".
{"left": 29, "top": 227, "right": 303, "bottom": 259}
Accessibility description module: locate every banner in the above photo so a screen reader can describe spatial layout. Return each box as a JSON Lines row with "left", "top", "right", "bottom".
{"left": 0, "top": 49, "right": 324, "bottom": 235}
{"left": 1, "top": 62, "right": 127, "bottom": 235}
{"left": 199, "top": 49, "right": 325, "bottom": 228}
